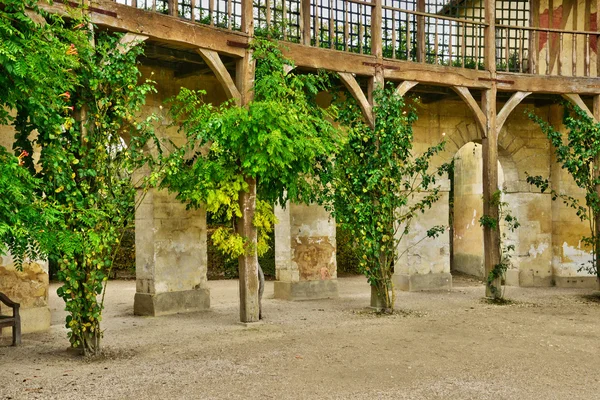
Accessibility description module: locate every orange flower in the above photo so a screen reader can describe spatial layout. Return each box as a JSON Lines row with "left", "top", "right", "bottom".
{"left": 59, "top": 91, "right": 71, "bottom": 100}
{"left": 66, "top": 44, "right": 78, "bottom": 56}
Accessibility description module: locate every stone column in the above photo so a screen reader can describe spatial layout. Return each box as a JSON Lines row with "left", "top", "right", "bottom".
{"left": 274, "top": 203, "right": 338, "bottom": 300}
{"left": 0, "top": 256, "right": 50, "bottom": 333}
{"left": 133, "top": 188, "right": 210, "bottom": 316}
{"left": 393, "top": 189, "right": 452, "bottom": 291}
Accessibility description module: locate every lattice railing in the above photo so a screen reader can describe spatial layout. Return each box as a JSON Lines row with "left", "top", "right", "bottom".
{"left": 113, "top": 0, "right": 600, "bottom": 77}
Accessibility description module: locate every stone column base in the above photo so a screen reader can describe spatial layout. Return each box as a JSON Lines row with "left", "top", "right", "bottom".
{"left": 274, "top": 280, "right": 339, "bottom": 300}
{"left": 554, "top": 276, "right": 598, "bottom": 289}
{"left": 393, "top": 273, "right": 452, "bottom": 291}
{"left": 1, "top": 306, "right": 50, "bottom": 336}
{"left": 134, "top": 288, "right": 210, "bottom": 317}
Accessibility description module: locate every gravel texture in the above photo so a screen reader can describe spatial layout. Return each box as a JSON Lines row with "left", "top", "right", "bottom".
{"left": 1, "top": 275, "right": 600, "bottom": 399}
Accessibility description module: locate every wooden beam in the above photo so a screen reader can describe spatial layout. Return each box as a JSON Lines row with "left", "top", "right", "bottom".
{"left": 197, "top": 48, "right": 241, "bottom": 102}
{"left": 562, "top": 93, "right": 595, "bottom": 120}
{"left": 117, "top": 33, "right": 148, "bottom": 54}
{"left": 339, "top": 72, "right": 374, "bottom": 128}
{"left": 384, "top": 61, "right": 492, "bottom": 89}
{"left": 497, "top": 73, "right": 600, "bottom": 95}
{"left": 496, "top": 91, "right": 532, "bottom": 134}
{"left": 395, "top": 81, "right": 419, "bottom": 97}
{"left": 38, "top": 0, "right": 248, "bottom": 57}
{"left": 452, "top": 86, "right": 487, "bottom": 134}
{"left": 280, "top": 42, "right": 377, "bottom": 75}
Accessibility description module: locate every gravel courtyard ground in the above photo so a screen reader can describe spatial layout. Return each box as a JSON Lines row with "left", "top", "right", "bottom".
{"left": 1, "top": 275, "right": 600, "bottom": 400}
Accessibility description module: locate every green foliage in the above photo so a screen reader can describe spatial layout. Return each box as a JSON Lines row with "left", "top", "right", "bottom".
{"left": 320, "top": 84, "right": 447, "bottom": 311}
{"left": 162, "top": 38, "right": 342, "bottom": 265}
{"left": 1, "top": 1, "right": 158, "bottom": 354}
{"left": 527, "top": 102, "right": 600, "bottom": 277}
{"left": 478, "top": 190, "right": 520, "bottom": 300}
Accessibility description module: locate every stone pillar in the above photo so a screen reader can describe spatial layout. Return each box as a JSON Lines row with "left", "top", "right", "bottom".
{"left": 452, "top": 142, "right": 485, "bottom": 278}
{"left": 134, "top": 188, "right": 210, "bottom": 316}
{"left": 0, "top": 256, "right": 50, "bottom": 334}
{"left": 274, "top": 203, "right": 338, "bottom": 300}
{"left": 393, "top": 190, "right": 452, "bottom": 291}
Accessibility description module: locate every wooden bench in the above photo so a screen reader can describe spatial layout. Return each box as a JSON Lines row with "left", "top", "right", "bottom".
{"left": 0, "top": 292, "right": 21, "bottom": 346}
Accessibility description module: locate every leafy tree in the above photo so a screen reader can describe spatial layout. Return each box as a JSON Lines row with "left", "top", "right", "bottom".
{"left": 320, "top": 85, "right": 447, "bottom": 312}
{"left": 527, "top": 102, "right": 600, "bottom": 283}
{"left": 161, "top": 38, "right": 342, "bottom": 322}
{"left": 0, "top": 0, "right": 82, "bottom": 262}
{"left": 1, "top": 0, "right": 158, "bottom": 355}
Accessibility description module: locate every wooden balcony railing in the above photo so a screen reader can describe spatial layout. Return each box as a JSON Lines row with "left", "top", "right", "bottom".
{"left": 113, "top": 0, "right": 600, "bottom": 78}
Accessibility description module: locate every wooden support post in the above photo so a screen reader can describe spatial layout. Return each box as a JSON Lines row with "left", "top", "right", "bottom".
{"left": 339, "top": 72, "right": 374, "bottom": 128}
{"left": 237, "top": 177, "right": 260, "bottom": 323}
{"left": 593, "top": 95, "right": 600, "bottom": 286}
{"left": 416, "top": 0, "right": 425, "bottom": 62}
{"left": 236, "top": 0, "right": 259, "bottom": 322}
{"left": 241, "top": 0, "right": 253, "bottom": 35}
{"left": 597, "top": 0, "right": 600, "bottom": 77}
{"left": 482, "top": 86, "right": 501, "bottom": 298}
{"left": 198, "top": 49, "right": 242, "bottom": 102}
{"left": 484, "top": 0, "right": 496, "bottom": 73}
{"left": 371, "top": 0, "right": 382, "bottom": 59}
{"left": 301, "top": 0, "right": 311, "bottom": 46}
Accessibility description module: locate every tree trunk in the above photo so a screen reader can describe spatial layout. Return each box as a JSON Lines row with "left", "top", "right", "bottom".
{"left": 237, "top": 176, "right": 260, "bottom": 323}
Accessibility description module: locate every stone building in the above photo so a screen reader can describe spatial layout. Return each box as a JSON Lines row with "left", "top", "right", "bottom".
{"left": 2, "top": 0, "right": 600, "bottom": 330}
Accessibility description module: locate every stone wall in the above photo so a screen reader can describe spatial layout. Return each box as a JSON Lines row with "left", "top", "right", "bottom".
{"left": 394, "top": 98, "right": 565, "bottom": 290}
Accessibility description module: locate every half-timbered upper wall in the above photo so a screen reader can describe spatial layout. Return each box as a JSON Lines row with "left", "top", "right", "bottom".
{"left": 534, "top": 0, "right": 598, "bottom": 76}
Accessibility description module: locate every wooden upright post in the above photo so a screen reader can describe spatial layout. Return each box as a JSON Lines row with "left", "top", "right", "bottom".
{"left": 416, "top": 0, "right": 426, "bottom": 62}
{"left": 371, "top": 0, "right": 382, "bottom": 59}
{"left": 301, "top": 0, "right": 311, "bottom": 46}
{"left": 593, "top": 95, "right": 600, "bottom": 286}
{"left": 482, "top": 0, "right": 501, "bottom": 297}
{"left": 236, "top": 0, "right": 260, "bottom": 323}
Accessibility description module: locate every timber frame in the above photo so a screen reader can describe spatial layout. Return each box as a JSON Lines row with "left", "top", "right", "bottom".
{"left": 39, "top": 0, "right": 600, "bottom": 309}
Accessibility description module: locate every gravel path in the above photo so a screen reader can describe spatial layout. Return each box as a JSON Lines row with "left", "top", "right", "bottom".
{"left": 1, "top": 276, "right": 600, "bottom": 399}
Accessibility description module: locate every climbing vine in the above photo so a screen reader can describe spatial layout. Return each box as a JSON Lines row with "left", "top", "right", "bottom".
{"left": 320, "top": 85, "right": 448, "bottom": 312}
{"left": 527, "top": 102, "right": 600, "bottom": 281}
{"left": 479, "top": 190, "right": 520, "bottom": 300}
{"left": 2, "top": 0, "right": 159, "bottom": 355}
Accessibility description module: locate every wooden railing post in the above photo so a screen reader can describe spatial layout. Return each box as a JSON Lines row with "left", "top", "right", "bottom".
{"left": 372, "top": 0, "right": 382, "bottom": 58}
{"left": 301, "top": 0, "right": 311, "bottom": 46}
{"left": 529, "top": 0, "right": 539, "bottom": 73}
{"left": 484, "top": 0, "right": 496, "bottom": 72}
{"left": 596, "top": 0, "right": 600, "bottom": 77}
{"left": 416, "top": 0, "right": 426, "bottom": 62}
{"left": 241, "top": 0, "right": 254, "bottom": 35}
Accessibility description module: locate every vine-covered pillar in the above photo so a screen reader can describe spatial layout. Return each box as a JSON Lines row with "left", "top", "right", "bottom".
{"left": 482, "top": 0, "right": 501, "bottom": 297}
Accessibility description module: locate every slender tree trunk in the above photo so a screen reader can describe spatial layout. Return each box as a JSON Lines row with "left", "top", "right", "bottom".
{"left": 237, "top": 176, "right": 260, "bottom": 322}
